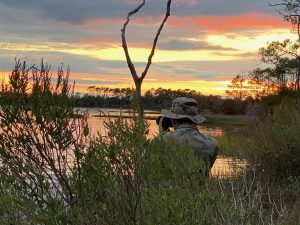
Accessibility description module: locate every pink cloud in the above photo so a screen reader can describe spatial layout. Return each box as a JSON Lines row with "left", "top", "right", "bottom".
{"left": 77, "top": 12, "right": 288, "bottom": 34}
{"left": 168, "top": 13, "right": 288, "bottom": 32}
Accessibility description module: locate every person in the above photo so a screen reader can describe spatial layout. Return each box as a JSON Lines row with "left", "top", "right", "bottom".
{"left": 157, "top": 97, "right": 218, "bottom": 169}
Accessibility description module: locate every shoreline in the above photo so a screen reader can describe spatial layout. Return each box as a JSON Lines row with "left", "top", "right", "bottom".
{"left": 91, "top": 113, "right": 254, "bottom": 127}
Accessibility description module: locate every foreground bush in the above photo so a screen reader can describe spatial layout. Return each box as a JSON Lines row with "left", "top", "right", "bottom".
{"left": 249, "top": 98, "right": 300, "bottom": 179}
{"left": 218, "top": 97, "right": 300, "bottom": 180}
{"left": 0, "top": 115, "right": 294, "bottom": 225}
{"left": 78, "top": 118, "right": 298, "bottom": 225}
{"left": 78, "top": 117, "right": 215, "bottom": 225}
{"left": 0, "top": 60, "right": 88, "bottom": 224}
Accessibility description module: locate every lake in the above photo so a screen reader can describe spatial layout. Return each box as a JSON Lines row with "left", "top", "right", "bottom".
{"left": 77, "top": 107, "right": 246, "bottom": 178}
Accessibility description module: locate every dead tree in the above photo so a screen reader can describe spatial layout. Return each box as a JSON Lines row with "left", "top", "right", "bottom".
{"left": 121, "top": 0, "right": 172, "bottom": 117}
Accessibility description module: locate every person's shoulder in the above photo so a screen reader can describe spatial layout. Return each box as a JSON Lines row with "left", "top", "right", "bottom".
{"left": 207, "top": 136, "right": 217, "bottom": 143}
{"left": 162, "top": 131, "right": 173, "bottom": 141}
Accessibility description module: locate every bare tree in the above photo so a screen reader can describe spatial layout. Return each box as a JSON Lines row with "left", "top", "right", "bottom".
{"left": 121, "top": 0, "right": 172, "bottom": 117}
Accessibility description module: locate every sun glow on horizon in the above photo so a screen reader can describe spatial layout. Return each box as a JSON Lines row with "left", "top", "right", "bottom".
{"left": 206, "top": 29, "right": 294, "bottom": 52}
{"left": 0, "top": 44, "right": 243, "bottom": 62}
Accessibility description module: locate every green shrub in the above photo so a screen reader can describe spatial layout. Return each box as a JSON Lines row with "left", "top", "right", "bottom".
{"left": 77, "top": 117, "right": 296, "bottom": 225}
{"left": 216, "top": 134, "right": 254, "bottom": 158}
{"left": 218, "top": 97, "right": 300, "bottom": 180}
{"left": 78, "top": 117, "right": 213, "bottom": 225}
{"left": 248, "top": 98, "right": 300, "bottom": 179}
{"left": 0, "top": 60, "right": 87, "bottom": 224}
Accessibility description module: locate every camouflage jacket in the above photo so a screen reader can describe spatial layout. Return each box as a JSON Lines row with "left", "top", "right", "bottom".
{"left": 162, "top": 123, "right": 219, "bottom": 168}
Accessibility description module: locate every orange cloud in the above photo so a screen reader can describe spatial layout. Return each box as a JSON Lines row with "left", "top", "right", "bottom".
{"left": 168, "top": 13, "right": 288, "bottom": 32}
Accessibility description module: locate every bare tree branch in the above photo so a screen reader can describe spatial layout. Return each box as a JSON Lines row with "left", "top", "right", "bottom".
{"left": 121, "top": 0, "right": 172, "bottom": 83}
{"left": 121, "top": 0, "right": 172, "bottom": 116}
{"left": 121, "top": 0, "right": 146, "bottom": 83}
{"left": 141, "top": 0, "right": 172, "bottom": 81}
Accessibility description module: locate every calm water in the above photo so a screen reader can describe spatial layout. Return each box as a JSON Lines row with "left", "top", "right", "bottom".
{"left": 76, "top": 107, "right": 224, "bottom": 137}
{"left": 79, "top": 108, "right": 245, "bottom": 178}
{"left": 86, "top": 116, "right": 224, "bottom": 138}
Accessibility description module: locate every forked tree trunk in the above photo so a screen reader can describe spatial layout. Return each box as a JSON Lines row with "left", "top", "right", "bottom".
{"left": 121, "top": 0, "right": 172, "bottom": 118}
{"left": 134, "top": 80, "right": 143, "bottom": 118}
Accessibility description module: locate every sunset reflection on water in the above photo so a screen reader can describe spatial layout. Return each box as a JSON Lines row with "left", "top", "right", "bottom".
{"left": 87, "top": 116, "right": 224, "bottom": 138}
{"left": 87, "top": 115, "right": 244, "bottom": 178}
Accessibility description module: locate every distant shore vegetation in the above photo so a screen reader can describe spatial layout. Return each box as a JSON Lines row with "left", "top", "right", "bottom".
{"left": 74, "top": 84, "right": 300, "bottom": 117}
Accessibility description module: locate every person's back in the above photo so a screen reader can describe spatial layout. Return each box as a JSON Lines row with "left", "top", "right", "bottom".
{"left": 158, "top": 97, "right": 218, "bottom": 169}
{"left": 162, "top": 122, "right": 218, "bottom": 168}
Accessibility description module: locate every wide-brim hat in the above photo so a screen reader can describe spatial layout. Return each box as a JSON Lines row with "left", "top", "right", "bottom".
{"left": 161, "top": 97, "right": 205, "bottom": 124}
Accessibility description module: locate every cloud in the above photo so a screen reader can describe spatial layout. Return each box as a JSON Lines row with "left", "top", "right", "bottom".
{"left": 0, "top": 0, "right": 187, "bottom": 25}
{"left": 74, "top": 79, "right": 124, "bottom": 85}
{"left": 0, "top": 49, "right": 150, "bottom": 77}
{"left": 0, "top": 48, "right": 259, "bottom": 83}
{"left": 0, "top": 49, "right": 114, "bottom": 70}
{"left": 171, "top": 68, "right": 228, "bottom": 81}
{"left": 0, "top": 0, "right": 128, "bottom": 24}
{"left": 158, "top": 39, "right": 237, "bottom": 51}
{"left": 149, "top": 59, "right": 259, "bottom": 81}
{"left": 173, "top": 0, "right": 197, "bottom": 7}
{"left": 172, "top": 0, "right": 274, "bottom": 16}
{"left": 0, "top": 0, "right": 285, "bottom": 52}
{"left": 168, "top": 13, "right": 288, "bottom": 32}
{"left": 0, "top": 0, "right": 274, "bottom": 25}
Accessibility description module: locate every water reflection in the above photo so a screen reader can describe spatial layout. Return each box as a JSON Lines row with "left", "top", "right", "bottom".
{"left": 1, "top": 107, "right": 244, "bottom": 178}
{"left": 87, "top": 116, "right": 224, "bottom": 138}
{"left": 211, "top": 157, "right": 247, "bottom": 178}
{"left": 199, "top": 126, "right": 223, "bottom": 137}
{"left": 78, "top": 108, "right": 224, "bottom": 137}
{"left": 86, "top": 114, "right": 242, "bottom": 178}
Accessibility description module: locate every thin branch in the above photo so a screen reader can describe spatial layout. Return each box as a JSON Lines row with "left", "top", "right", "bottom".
{"left": 121, "top": 0, "right": 172, "bottom": 83}
{"left": 141, "top": 0, "right": 172, "bottom": 81}
{"left": 121, "top": 0, "right": 146, "bottom": 82}
{"left": 269, "top": 3, "right": 294, "bottom": 7}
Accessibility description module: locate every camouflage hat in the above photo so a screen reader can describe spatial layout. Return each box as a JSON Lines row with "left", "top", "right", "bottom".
{"left": 161, "top": 97, "right": 205, "bottom": 124}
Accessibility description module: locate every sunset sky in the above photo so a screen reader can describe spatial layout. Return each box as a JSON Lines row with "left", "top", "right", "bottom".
{"left": 0, "top": 0, "right": 294, "bottom": 95}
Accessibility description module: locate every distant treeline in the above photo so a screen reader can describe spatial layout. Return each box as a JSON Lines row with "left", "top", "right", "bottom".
{"left": 73, "top": 87, "right": 261, "bottom": 115}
